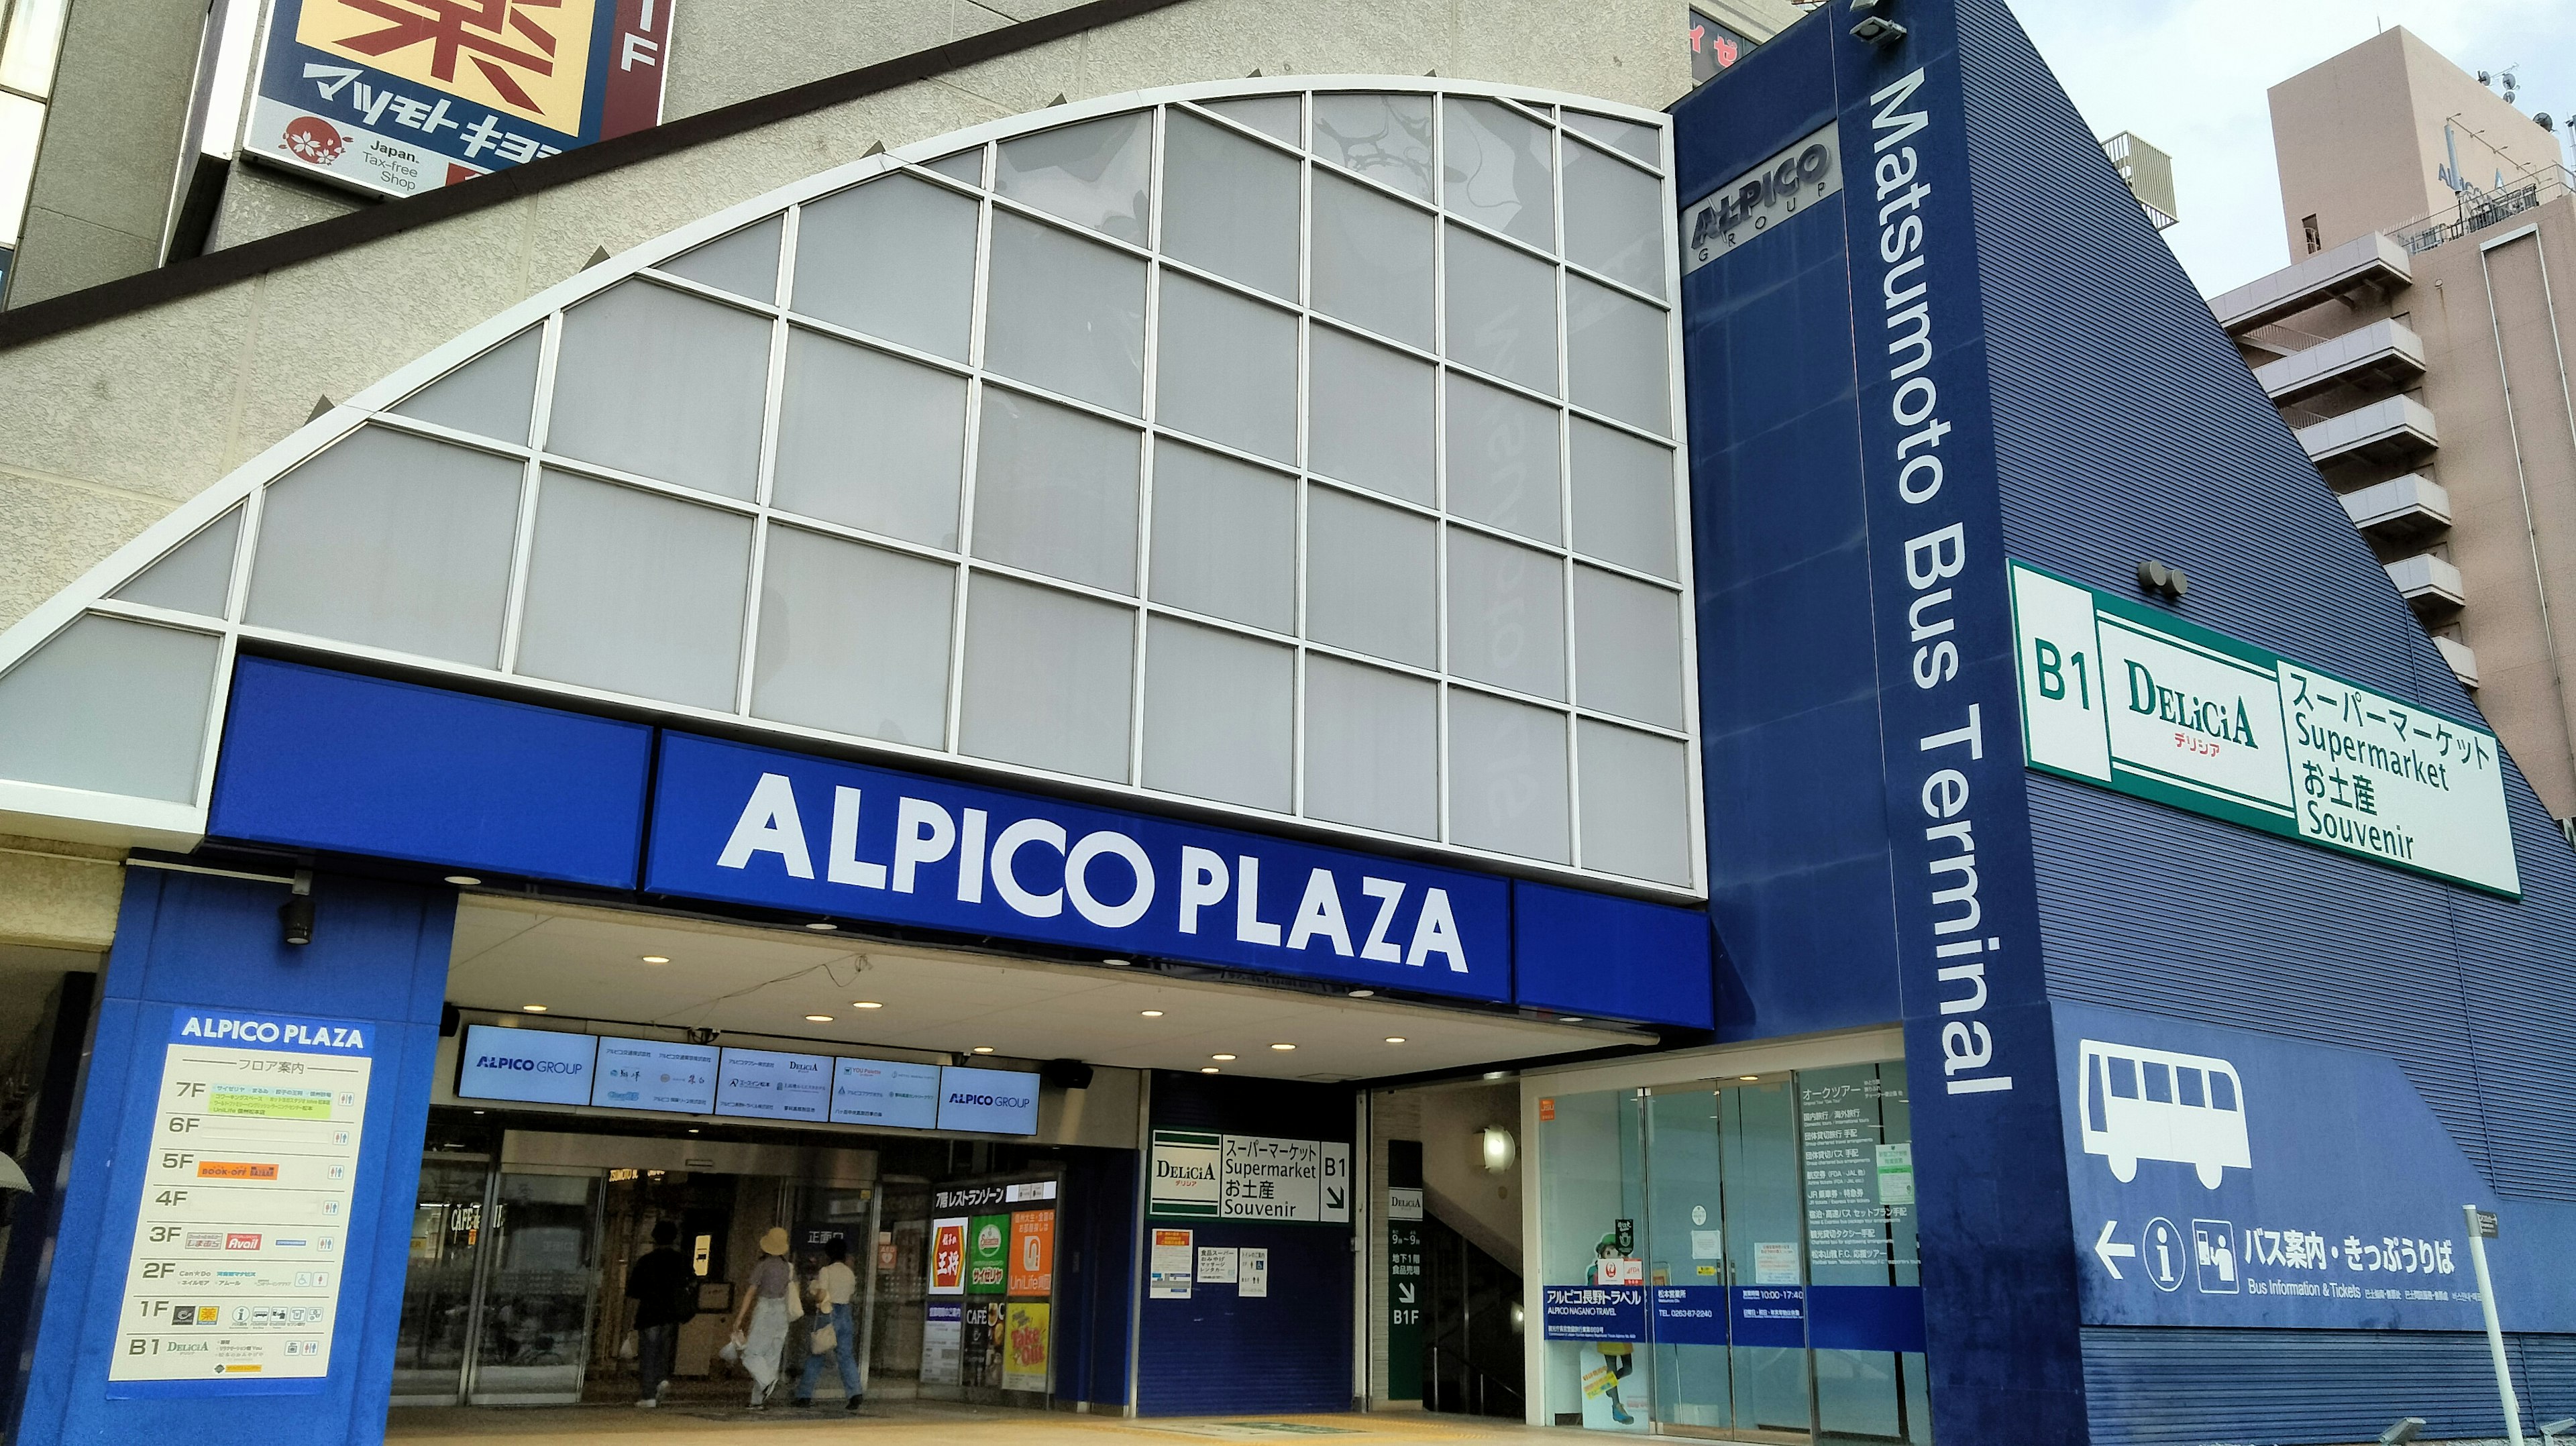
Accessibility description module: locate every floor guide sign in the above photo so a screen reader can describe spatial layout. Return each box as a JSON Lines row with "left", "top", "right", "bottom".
{"left": 111, "top": 1011, "right": 373, "bottom": 1387}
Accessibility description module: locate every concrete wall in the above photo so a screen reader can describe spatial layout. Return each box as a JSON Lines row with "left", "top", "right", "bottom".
{"left": 0, "top": 0, "right": 1690, "bottom": 642}
{"left": 4, "top": 0, "right": 203, "bottom": 306}
{"left": 1415, "top": 1082, "right": 1521, "bottom": 1274}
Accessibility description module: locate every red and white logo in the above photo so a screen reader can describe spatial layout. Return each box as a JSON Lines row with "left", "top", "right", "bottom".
{"left": 225, "top": 1233, "right": 263, "bottom": 1251}
{"left": 283, "top": 116, "right": 346, "bottom": 165}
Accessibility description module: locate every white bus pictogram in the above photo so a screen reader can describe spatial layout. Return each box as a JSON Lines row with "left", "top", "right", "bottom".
{"left": 2078, "top": 1040, "right": 2249, "bottom": 1188}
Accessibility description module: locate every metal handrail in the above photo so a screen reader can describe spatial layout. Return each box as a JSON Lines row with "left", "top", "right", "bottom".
{"left": 1423, "top": 1337, "right": 1525, "bottom": 1418}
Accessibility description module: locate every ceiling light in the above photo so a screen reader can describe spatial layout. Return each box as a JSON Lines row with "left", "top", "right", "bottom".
{"left": 1140, "top": 1009, "right": 1164, "bottom": 1017}
{"left": 1348, "top": 988, "right": 1375, "bottom": 998}
{"left": 805, "top": 1014, "right": 835, "bottom": 1023}
{"left": 1739, "top": 1074, "right": 1760, "bottom": 1082}
{"left": 521, "top": 1004, "right": 548, "bottom": 1013}
{"left": 1270, "top": 1042, "right": 1297, "bottom": 1051}
{"left": 640, "top": 955, "right": 670, "bottom": 964}
{"left": 805, "top": 921, "right": 839, "bottom": 932}
{"left": 1103, "top": 957, "right": 1132, "bottom": 967}
{"left": 443, "top": 875, "right": 482, "bottom": 886}
{"left": 853, "top": 1001, "right": 883, "bottom": 1009}
{"left": 972, "top": 1046, "right": 995, "bottom": 1054}
{"left": 1384, "top": 1036, "right": 1407, "bottom": 1044}
{"left": 1201, "top": 1066, "right": 1221, "bottom": 1074}
{"left": 687, "top": 1128, "right": 699, "bottom": 1134}
{"left": 1482, "top": 1070, "right": 1508, "bottom": 1081}
{"left": 1557, "top": 1015, "right": 1585, "bottom": 1023}
{"left": 472, "top": 1109, "right": 485, "bottom": 1115}
{"left": 1211, "top": 1053, "right": 1236, "bottom": 1061}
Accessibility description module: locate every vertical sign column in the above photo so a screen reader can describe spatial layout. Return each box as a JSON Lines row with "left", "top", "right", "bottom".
{"left": 111, "top": 1012, "right": 374, "bottom": 1386}
{"left": 1386, "top": 1185, "right": 1424, "bottom": 1400}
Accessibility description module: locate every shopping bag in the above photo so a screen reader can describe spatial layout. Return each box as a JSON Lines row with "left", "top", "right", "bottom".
{"left": 717, "top": 1330, "right": 745, "bottom": 1365}
{"left": 618, "top": 1329, "right": 639, "bottom": 1360}
{"left": 808, "top": 1321, "right": 838, "bottom": 1354}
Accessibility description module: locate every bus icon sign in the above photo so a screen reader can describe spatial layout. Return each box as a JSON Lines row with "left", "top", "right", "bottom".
{"left": 2078, "top": 1039, "right": 2250, "bottom": 1188}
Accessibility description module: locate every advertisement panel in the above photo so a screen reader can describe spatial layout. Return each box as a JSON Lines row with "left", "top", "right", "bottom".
{"left": 1008, "top": 1209, "right": 1055, "bottom": 1296}
{"left": 936, "top": 1065, "right": 1039, "bottom": 1135}
{"left": 246, "top": 0, "right": 673, "bottom": 199}
{"left": 455, "top": 1023, "right": 595, "bottom": 1105}
{"left": 590, "top": 1036, "right": 717, "bottom": 1113}
{"left": 712, "top": 1047, "right": 830, "bottom": 1122}
{"left": 1002, "top": 1302, "right": 1051, "bottom": 1392}
{"left": 927, "top": 1218, "right": 967, "bottom": 1296}
{"left": 1149, "top": 1129, "right": 1350, "bottom": 1223}
{"left": 965, "top": 1214, "right": 1009, "bottom": 1294}
{"left": 830, "top": 1056, "right": 940, "bottom": 1129}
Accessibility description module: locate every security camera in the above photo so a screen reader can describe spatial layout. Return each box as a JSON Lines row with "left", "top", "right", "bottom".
{"left": 279, "top": 869, "right": 315, "bottom": 947}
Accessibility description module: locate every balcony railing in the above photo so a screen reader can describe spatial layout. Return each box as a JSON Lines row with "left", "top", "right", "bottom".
{"left": 2257, "top": 318, "right": 2426, "bottom": 406}
{"left": 2298, "top": 395, "right": 2440, "bottom": 468}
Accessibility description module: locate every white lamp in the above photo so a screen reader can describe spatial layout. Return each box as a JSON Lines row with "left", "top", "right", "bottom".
{"left": 1480, "top": 1126, "right": 1517, "bottom": 1174}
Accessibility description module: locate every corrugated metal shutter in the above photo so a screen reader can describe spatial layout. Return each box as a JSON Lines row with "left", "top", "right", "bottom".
{"left": 2084, "top": 1326, "right": 2575, "bottom": 1444}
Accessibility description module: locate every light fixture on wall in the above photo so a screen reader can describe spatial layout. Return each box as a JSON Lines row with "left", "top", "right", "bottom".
{"left": 1480, "top": 1125, "right": 1518, "bottom": 1174}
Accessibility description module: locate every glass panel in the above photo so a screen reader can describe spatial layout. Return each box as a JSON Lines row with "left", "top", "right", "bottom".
{"left": 1570, "top": 419, "right": 1678, "bottom": 579}
{"left": 1311, "top": 170, "right": 1434, "bottom": 350}
{"left": 1445, "top": 229, "right": 1557, "bottom": 394}
{"left": 1566, "top": 276, "right": 1670, "bottom": 435}
{"left": 1537, "top": 1087, "right": 1647, "bottom": 1427}
{"left": 1724, "top": 1082, "right": 1812, "bottom": 1437}
{"left": 1574, "top": 565, "right": 1684, "bottom": 728}
{"left": 771, "top": 329, "right": 967, "bottom": 549}
{"left": 1646, "top": 1089, "right": 1727, "bottom": 1431}
{"left": 0, "top": 0, "right": 68, "bottom": 96}
{"left": 995, "top": 112, "right": 1150, "bottom": 244}
{"left": 752, "top": 525, "right": 955, "bottom": 748}
{"left": 1562, "top": 109, "right": 1660, "bottom": 168}
{"left": 113, "top": 506, "right": 239, "bottom": 616}
{"left": 1802, "top": 1064, "right": 1929, "bottom": 1444}
{"left": 984, "top": 211, "right": 1147, "bottom": 414}
{"left": 971, "top": 389, "right": 1140, "bottom": 594}
{"left": 1442, "top": 98, "right": 1555, "bottom": 249}
{"left": 959, "top": 574, "right": 1134, "bottom": 782}
{"left": 1311, "top": 92, "right": 1432, "bottom": 200}
{"left": 1301, "top": 654, "right": 1435, "bottom": 838}
{"left": 1563, "top": 138, "right": 1664, "bottom": 296}
{"left": 515, "top": 471, "right": 752, "bottom": 710}
{"left": 1142, "top": 617, "right": 1291, "bottom": 812}
{"left": 1309, "top": 324, "right": 1433, "bottom": 505}
{"left": 925, "top": 148, "right": 985, "bottom": 186}
{"left": 793, "top": 174, "right": 979, "bottom": 360}
{"left": 1447, "top": 528, "right": 1564, "bottom": 700}
{"left": 470, "top": 1172, "right": 600, "bottom": 1403}
{"left": 393, "top": 1159, "right": 488, "bottom": 1402}
{"left": 1161, "top": 110, "right": 1299, "bottom": 300}
{"left": 1148, "top": 441, "right": 1294, "bottom": 633}
{"left": 0, "top": 614, "right": 215, "bottom": 802}
{"left": 1577, "top": 719, "right": 1690, "bottom": 883}
{"left": 1304, "top": 486, "right": 1434, "bottom": 669}
{"left": 1448, "top": 687, "right": 1568, "bottom": 860}
{"left": 661, "top": 213, "right": 783, "bottom": 302}
{"left": 0, "top": 92, "right": 45, "bottom": 247}
{"left": 1446, "top": 373, "right": 1560, "bottom": 543}
{"left": 248, "top": 426, "right": 523, "bottom": 665}
{"left": 1199, "top": 95, "right": 1299, "bottom": 146}
{"left": 392, "top": 328, "right": 540, "bottom": 444}
{"left": 549, "top": 282, "right": 770, "bottom": 499}
{"left": 1155, "top": 272, "right": 1295, "bottom": 462}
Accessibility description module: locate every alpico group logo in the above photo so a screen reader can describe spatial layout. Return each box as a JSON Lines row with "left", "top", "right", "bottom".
{"left": 283, "top": 115, "right": 347, "bottom": 164}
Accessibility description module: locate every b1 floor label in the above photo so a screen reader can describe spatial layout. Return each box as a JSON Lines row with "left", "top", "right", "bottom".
{"left": 111, "top": 1011, "right": 373, "bottom": 1385}
{"left": 2008, "top": 561, "right": 2519, "bottom": 896}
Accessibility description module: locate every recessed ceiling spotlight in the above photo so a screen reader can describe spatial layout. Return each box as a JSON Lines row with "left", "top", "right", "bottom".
{"left": 1557, "top": 1015, "right": 1585, "bottom": 1023}
{"left": 805, "top": 920, "right": 840, "bottom": 932}
{"left": 1201, "top": 1066, "right": 1221, "bottom": 1074}
{"left": 805, "top": 1014, "right": 835, "bottom": 1023}
{"left": 1482, "top": 1070, "right": 1508, "bottom": 1081}
{"left": 1384, "top": 1036, "right": 1407, "bottom": 1044}
{"left": 521, "top": 1004, "right": 548, "bottom": 1013}
{"left": 640, "top": 955, "right": 670, "bottom": 964}
{"left": 972, "top": 1046, "right": 995, "bottom": 1054}
{"left": 1348, "top": 989, "right": 1375, "bottom": 998}
{"left": 1738, "top": 1074, "right": 1760, "bottom": 1082}
{"left": 472, "top": 1109, "right": 486, "bottom": 1115}
{"left": 1211, "top": 1053, "right": 1236, "bottom": 1061}
{"left": 1270, "top": 1042, "right": 1297, "bottom": 1051}
{"left": 1140, "top": 1009, "right": 1165, "bottom": 1017}
{"left": 687, "top": 1127, "right": 700, "bottom": 1134}
{"left": 1103, "top": 956, "right": 1132, "bottom": 967}
{"left": 443, "top": 875, "right": 482, "bottom": 887}
{"left": 853, "top": 1001, "right": 883, "bottom": 1009}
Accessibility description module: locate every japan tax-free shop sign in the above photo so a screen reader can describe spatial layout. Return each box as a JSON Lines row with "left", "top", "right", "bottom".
{"left": 2008, "top": 561, "right": 2519, "bottom": 896}
{"left": 249, "top": 0, "right": 673, "bottom": 199}
{"left": 109, "top": 1011, "right": 373, "bottom": 1393}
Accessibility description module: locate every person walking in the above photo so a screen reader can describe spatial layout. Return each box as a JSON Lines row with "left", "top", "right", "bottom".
{"left": 731, "top": 1227, "right": 799, "bottom": 1409}
{"left": 792, "top": 1236, "right": 865, "bottom": 1412}
{"left": 623, "top": 1220, "right": 695, "bottom": 1408}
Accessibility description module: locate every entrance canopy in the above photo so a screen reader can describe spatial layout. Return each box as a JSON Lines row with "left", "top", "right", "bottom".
{"left": 0, "top": 78, "right": 1703, "bottom": 899}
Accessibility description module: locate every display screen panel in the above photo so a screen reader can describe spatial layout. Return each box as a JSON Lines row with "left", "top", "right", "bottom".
{"left": 714, "top": 1046, "right": 833, "bottom": 1121}
{"left": 456, "top": 1023, "right": 598, "bottom": 1105}
{"left": 832, "top": 1056, "right": 943, "bottom": 1129}
{"left": 936, "top": 1064, "right": 1042, "bottom": 1135}
{"left": 592, "top": 1036, "right": 720, "bottom": 1113}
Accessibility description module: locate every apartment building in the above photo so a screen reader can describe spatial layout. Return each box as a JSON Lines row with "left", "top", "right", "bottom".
{"left": 2215, "top": 26, "right": 2576, "bottom": 830}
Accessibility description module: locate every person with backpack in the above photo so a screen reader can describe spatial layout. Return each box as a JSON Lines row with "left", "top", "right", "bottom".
{"left": 623, "top": 1220, "right": 697, "bottom": 1408}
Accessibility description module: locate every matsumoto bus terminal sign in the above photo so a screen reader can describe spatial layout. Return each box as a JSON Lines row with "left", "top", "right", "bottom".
{"left": 2009, "top": 562, "right": 2519, "bottom": 896}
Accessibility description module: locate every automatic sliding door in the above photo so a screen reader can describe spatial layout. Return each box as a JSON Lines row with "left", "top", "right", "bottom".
{"left": 464, "top": 1170, "right": 604, "bottom": 1404}
{"left": 1719, "top": 1080, "right": 1810, "bottom": 1442}
{"left": 391, "top": 1158, "right": 490, "bottom": 1405}
{"left": 1644, "top": 1090, "right": 1730, "bottom": 1431}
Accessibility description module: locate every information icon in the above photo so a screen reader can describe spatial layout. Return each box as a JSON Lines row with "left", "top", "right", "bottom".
{"left": 2139, "top": 1217, "right": 2185, "bottom": 1292}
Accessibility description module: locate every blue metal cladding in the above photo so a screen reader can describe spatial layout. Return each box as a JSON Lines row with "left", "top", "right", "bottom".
{"left": 211, "top": 657, "right": 653, "bottom": 888}
{"left": 1135, "top": 1072, "right": 1354, "bottom": 1416}
{"left": 1512, "top": 881, "right": 1715, "bottom": 1029}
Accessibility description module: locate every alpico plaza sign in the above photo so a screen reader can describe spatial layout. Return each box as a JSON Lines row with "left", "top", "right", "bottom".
{"left": 2009, "top": 563, "right": 2518, "bottom": 896}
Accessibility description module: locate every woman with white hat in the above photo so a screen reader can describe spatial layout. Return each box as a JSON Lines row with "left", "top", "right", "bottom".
{"left": 730, "top": 1227, "right": 800, "bottom": 1409}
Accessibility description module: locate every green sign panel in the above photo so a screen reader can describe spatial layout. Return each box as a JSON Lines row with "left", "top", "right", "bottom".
{"left": 1387, "top": 1211, "right": 1424, "bottom": 1401}
{"left": 967, "top": 1213, "right": 1010, "bottom": 1294}
{"left": 2008, "top": 561, "right": 2519, "bottom": 897}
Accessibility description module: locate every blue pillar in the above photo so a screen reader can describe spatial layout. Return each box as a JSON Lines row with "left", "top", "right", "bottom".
{"left": 13, "top": 869, "right": 451, "bottom": 1446}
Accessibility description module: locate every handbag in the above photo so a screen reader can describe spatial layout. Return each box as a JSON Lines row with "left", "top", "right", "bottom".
{"left": 618, "top": 1329, "right": 639, "bottom": 1360}
{"left": 808, "top": 1320, "right": 838, "bottom": 1353}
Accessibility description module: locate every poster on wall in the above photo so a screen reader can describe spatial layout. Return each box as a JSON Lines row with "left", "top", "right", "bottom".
{"left": 965, "top": 1214, "right": 1009, "bottom": 1294}
{"left": 2010, "top": 561, "right": 2519, "bottom": 895}
{"left": 927, "top": 1217, "right": 967, "bottom": 1296}
{"left": 246, "top": 0, "right": 674, "bottom": 199}
{"left": 1002, "top": 1302, "right": 1051, "bottom": 1392}
{"left": 110, "top": 1010, "right": 374, "bottom": 1390}
{"left": 1240, "top": 1247, "right": 1269, "bottom": 1298}
{"left": 1008, "top": 1209, "right": 1054, "bottom": 1295}
{"left": 920, "top": 1301, "right": 961, "bottom": 1385}
{"left": 1148, "top": 1229, "right": 1193, "bottom": 1299}
{"left": 960, "top": 1300, "right": 1005, "bottom": 1388}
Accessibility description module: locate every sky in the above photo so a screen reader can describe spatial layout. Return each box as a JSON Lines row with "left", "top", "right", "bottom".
{"left": 2007, "top": 0, "right": 2576, "bottom": 296}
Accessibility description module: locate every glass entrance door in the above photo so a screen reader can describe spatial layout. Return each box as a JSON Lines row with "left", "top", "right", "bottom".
{"left": 391, "top": 1158, "right": 489, "bottom": 1405}
{"left": 464, "top": 1169, "right": 604, "bottom": 1404}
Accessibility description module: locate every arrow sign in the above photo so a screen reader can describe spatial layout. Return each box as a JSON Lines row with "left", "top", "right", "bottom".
{"left": 1326, "top": 1186, "right": 1347, "bottom": 1211}
{"left": 1397, "top": 1282, "right": 1416, "bottom": 1304}
{"left": 2095, "top": 1219, "right": 2137, "bottom": 1280}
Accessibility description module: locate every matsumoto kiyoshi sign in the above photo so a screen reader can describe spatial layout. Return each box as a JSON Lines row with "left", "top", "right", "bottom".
{"left": 2009, "top": 562, "right": 2519, "bottom": 895}
{"left": 644, "top": 733, "right": 1508, "bottom": 1002}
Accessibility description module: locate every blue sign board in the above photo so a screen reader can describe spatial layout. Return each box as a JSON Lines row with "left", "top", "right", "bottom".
{"left": 1542, "top": 1286, "right": 1646, "bottom": 1341}
{"left": 831, "top": 1057, "right": 941, "bottom": 1130}
{"left": 1729, "top": 1285, "right": 1807, "bottom": 1348}
{"left": 455, "top": 1023, "right": 596, "bottom": 1105}
{"left": 592, "top": 1037, "right": 718, "bottom": 1113}
{"left": 934, "top": 1065, "right": 1041, "bottom": 1136}
{"left": 643, "top": 733, "right": 1511, "bottom": 1004}
{"left": 1648, "top": 1286, "right": 1727, "bottom": 1345}
{"left": 714, "top": 1047, "right": 832, "bottom": 1123}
